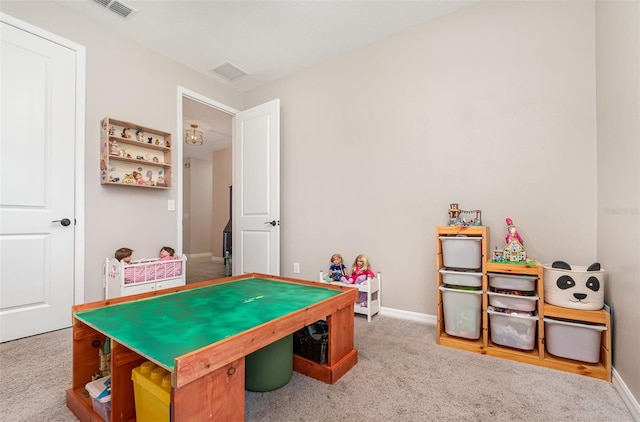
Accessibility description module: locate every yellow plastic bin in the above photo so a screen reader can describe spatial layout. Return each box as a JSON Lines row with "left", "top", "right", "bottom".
{"left": 131, "top": 361, "right": 171, "bottom": 422}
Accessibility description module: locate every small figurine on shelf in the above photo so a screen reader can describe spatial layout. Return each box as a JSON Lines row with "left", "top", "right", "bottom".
{"left": 501, "top": 217, "right": 528, "bottom": 263}
{"left": 136, "top": 130, "right": 144, "bottom": 142}
{"left": 505, "top": 217, "right": 524, "bottom": 244}
{"left": 121, "top": 128, "right": 131, "bottom": 139}
{"left": 156, "top": 170, "right": 166, "bottom": 187}
{"left": 145, "top": 170, "right": 153, "bottom": 184}
{"left": 109, "top": 139, "right": 118, "bottom": 155}
{"left": 325, "top": 253, "right": 348, "bottom": 283}
{"left": 448, "top": 203, "right": 461, "bottom": 226}
{"left": 132, "top": 171, "right": 146, "bottom": 186}
{"left": 123, "top": 173, "right": 135, "bottom": 184}
{"left": 108, "top": 126, "right": 115, "bottom": 136}
{"left": 344, "top": 254, "right": 376, "bottom": 307}
{"left": 155, "top": 139, "right": 161, "bottom": 146}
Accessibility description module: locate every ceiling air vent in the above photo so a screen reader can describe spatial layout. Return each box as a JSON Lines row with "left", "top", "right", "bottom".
{"left": 210, "top": 62, "right": 249, "bottom": 82}
{"left": 93, "top": 0, "right": 137, "bottom": 19}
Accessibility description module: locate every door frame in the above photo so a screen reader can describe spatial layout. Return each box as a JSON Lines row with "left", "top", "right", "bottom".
{"left": 176, "top": 86, "right": 239, "bottom": 255}
{"left": 1, "top": 13, "right": 86, "bottom": 305}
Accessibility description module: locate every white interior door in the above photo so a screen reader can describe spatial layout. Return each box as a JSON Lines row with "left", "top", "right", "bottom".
{"left": 0, "top": 18, "right": 78, "bottom": 342}
{"left": 233, "top": 99, "right": 280, "bottom": 275}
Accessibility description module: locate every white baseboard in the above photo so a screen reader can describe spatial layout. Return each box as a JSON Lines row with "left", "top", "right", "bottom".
{"left": 186, "top": 253, "right": 224, "bottom": 263}
{"left": 380, "top": 306, "right": 436, "bottom": 325}
{"left": 382, "top": 306, "right": 639, "bottom": 420}
{"left": 187, "top": 252, "right": 212, "bottom": 259}
{"left": 613, "top": 368, "right": 640, "bottom": 421}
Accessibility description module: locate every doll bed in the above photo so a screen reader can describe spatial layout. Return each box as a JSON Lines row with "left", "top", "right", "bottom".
{"left": 104, "top": 255, "right": 187, "bottom": 299}
{"left": 317, "top": 271, "right": 381, "bottom": 322}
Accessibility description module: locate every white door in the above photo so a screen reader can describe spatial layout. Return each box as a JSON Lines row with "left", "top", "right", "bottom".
{"left": 233, "top": 99, "right": 280, "bottom": 275}
{"left": 0, "top": 19, "right": 78, "bottom": 342}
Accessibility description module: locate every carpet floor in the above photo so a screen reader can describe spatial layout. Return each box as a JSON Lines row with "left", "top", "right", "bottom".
{"left": 0, "top": 314, "right": 633, "bottom": 421}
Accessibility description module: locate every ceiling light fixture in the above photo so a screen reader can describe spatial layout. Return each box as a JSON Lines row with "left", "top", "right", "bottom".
{"left": 185, "top": 124, "right": 203, "bottom": 146}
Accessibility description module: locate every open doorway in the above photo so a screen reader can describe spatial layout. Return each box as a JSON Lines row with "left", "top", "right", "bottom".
{"left": 181, "top": 93, "right": 234, "bottom": 283}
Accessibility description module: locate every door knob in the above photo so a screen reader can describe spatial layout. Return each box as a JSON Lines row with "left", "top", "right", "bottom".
{"left": 265, "top": 220, "right": 279, "bottom": 226}
{"left": 52, "top": 218, "right": 72, "bottom": 226}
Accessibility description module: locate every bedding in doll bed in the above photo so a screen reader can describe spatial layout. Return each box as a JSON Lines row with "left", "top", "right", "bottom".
{"left": 105, "top": 256, "right": 186, "bottom": 285}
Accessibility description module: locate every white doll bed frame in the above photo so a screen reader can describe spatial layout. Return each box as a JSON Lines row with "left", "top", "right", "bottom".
{"left": 104, "top": 255, "right": 187, "bottom": 299}
{"left": 318, "top": 271, "right": 381, "bottom": 322}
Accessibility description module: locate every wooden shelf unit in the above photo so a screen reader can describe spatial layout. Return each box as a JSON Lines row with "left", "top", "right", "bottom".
{"left": 436, "top": 226, "right": 611, "bottom": 381}
{"left": 100, "top": 117, "right": 172, "bottom": 189}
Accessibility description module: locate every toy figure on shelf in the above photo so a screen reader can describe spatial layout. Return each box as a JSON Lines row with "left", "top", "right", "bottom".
{"left": 500, "top": 217, "right": 529, "bottom": 263}
{"left": 109, "top": 139, "right": 118, "bottom": 155}
{"left": 136, "top": 130, "right": 144, "bottom": 142}
{"left": 505, "top": 217, "right": 524, "bottom": 244}
{"left": 447, "top": 203, "right": 483, "bottom": 226}
{"left": 156, "top": 170, "right": 166, "bottom": 187}
{"left": 108, "top": 126, "right": 115, "bottom": 136}
{"left": 121, "top": 128, "right": 131, "bottom": 139}
{"left": 448, "top": 203, "right": 461, "bottom": 226}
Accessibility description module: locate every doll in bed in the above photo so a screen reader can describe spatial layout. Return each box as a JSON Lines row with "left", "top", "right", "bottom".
{"left": 159, "top": 246, "right": 177, "bottom": 261}
{"left": 114, "top": 247, "right": 133, "bottom": 264}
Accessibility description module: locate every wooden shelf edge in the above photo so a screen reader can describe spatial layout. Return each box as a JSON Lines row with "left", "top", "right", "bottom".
{"left": 66, "top": 388, "right": 104, "bottom": 422}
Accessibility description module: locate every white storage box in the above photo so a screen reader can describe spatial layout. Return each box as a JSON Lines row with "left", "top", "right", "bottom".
{"left": 544, "top": 318, "right": 607, "bottom": 363}
{"left": 487, "top": 291, "right": 538, "bottom": 312}
{"left": 488, "top": 308, "right": 538, "bottom": 350}
{"left": 85, "top": 376, "right": 111, "bottom": 422}
{"left": 488, "top": 273, "right": 536, "bottom": 291}
{"left": 439, "top": 286, "right": 482, "bottom": 340}
{"left": 439, "top": 236, "right": 482, "bottom": 269}
{"left": 542, "top": 263, "right": 605, "bottom": 310}
{"left": 439, "top": 268, "right": 483, "bottom": 288}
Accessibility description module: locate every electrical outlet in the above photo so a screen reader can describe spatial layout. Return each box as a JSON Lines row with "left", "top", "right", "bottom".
{"left": 293, "top": 263, "right": 300, "bottom": 273}
{"left": 167, "top": 200, "right": 175, "bottom": 211}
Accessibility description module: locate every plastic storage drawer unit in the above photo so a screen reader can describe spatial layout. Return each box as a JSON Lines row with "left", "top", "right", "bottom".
{"left": 543, "top": 318, "right": 607, "bottom": 363}
{"left": 487, "top": 291, "right": 538, "bottom": 312}
{"left": 439, "top": 285, "right": 482, "bottom": 340}
{"left": 439, "top": 268, "right": 482, "bottom": 288}
{"left": 488, "top": 308, "right": 538, "bottom": 350}
{"left": 488, "top": 273, "right": 536, "bottom": 291}
{"left": 439, "top": 236, "right": 482, "bottom": 269}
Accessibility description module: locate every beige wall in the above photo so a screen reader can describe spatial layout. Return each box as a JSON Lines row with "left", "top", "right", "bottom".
{"left": 212, "top": 148, "right": 232, "bottom": 258}
{"left": 247, "top": 0, "right": 598, "bottom": 311}
{"left": 0, "top": 1, "right": 244, "bottom": 301}
{"left": 595, "top": 0, "right": 640, "bottom": 407}
{"left": 187, "top": 157, "right": 213, "bottom": 255}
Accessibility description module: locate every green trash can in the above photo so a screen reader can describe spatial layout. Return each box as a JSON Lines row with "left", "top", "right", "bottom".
{"left": 245, "top": 334, "right": 293, "bottom": 392}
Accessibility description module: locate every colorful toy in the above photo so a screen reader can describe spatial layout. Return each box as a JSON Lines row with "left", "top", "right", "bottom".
{"left": 493, "top": 217, "right": 533, "bottom": 264}
{"left": 447, "top": 203, "right": 482, "bottom": 226}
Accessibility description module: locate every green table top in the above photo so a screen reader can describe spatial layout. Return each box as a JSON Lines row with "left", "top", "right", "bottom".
{"left": 76, "top": 277, "right": 340, "bottom": 370}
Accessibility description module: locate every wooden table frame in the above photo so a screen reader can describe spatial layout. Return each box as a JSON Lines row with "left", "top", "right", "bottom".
{"left": 66, "top": 273, "right": 358, "bottom": 421}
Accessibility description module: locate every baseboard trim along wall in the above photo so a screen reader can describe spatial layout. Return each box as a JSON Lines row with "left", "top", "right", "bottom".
{"left": 379, "top": 307, "right": 639, "bottom": 420}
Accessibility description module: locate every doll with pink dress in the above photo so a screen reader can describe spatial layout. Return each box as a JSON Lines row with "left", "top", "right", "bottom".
{"left": 344, "top": 254, "right": 375, "bottom": 306}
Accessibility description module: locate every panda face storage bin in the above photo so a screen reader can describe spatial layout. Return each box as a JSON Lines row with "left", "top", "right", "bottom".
{"left": 542, "top": 262, "right": 605, "bottom": 310}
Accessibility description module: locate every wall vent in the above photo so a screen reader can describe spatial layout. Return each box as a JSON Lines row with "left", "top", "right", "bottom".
{"left": 210, "top": 62, "right": 249, "bottom": 82}
{"left": 93, "top": 0, "right": 137, "bottom": 19}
